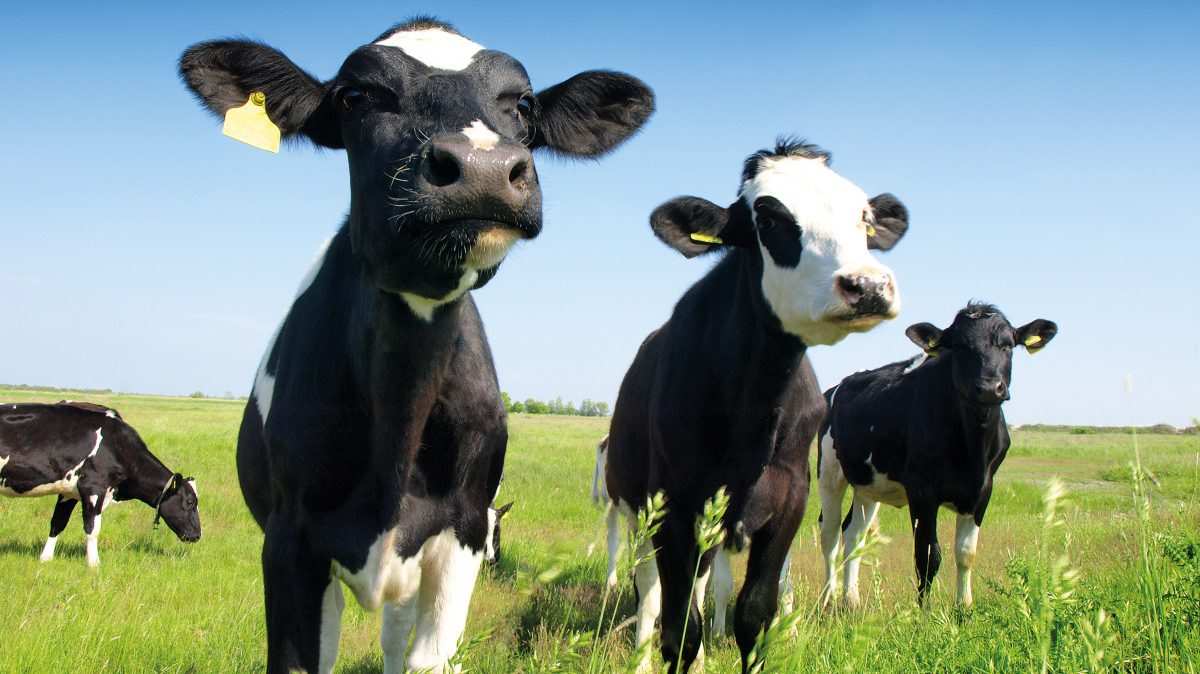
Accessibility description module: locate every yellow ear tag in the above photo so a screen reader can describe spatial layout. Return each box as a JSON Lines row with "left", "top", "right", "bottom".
{"left": 689, "top": 232, "right": 724, "bottom": 245}
{"left": 1024, "top": 335, "right": 1042, "bottom": 347}
{"left": 866, "top": 224, "right": 877, "bottom": 237}
{"left": 222, "top": 92, "right": 280, "bottom": 153}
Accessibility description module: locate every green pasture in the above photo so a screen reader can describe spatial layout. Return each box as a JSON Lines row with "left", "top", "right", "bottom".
{"left": 0, "top": 388, "right": 1196, "bottom": 672}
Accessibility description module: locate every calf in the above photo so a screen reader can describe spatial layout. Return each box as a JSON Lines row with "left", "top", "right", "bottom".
{"left": 606, "top": 139, "right": 910, "bottom": 672}
{"left": 818, "top": 302, "right": 1057, "bottom": 608}
{"left": 0, "top": 401, "right": 201, "bottom": 567}
{"left": 179, "top": 18, "right": 652, "bottom": 674}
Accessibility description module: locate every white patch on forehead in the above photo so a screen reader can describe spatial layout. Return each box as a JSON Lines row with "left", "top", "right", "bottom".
{"left": 742, "top": 155, "right": 896, "bottom": 345}
{"left": 461, "top": 120, "right": 500, "bottom": 151}
{"left": 374, "top": 28, "right": 484, "bottom": 71}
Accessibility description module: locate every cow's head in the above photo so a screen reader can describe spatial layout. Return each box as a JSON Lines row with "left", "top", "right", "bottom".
{"left": 650, "top": 140, "right": 909, "bottom": 345}
{"left": 180, "top": 19, "right": 653, "bottom": 315}
{"left": 484, "top": 501, "right": 513, "bottom": 565}
{"left": 156, "top": 475, "right": 202, "bottom": 543}
{"left": 906, "top": 302, "right": 1057, "bottom": 405}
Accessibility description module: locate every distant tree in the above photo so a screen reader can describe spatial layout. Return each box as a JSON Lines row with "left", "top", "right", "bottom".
{"left": 566, "top": 401, "right": 578, "bottom": 416}
{"left": 579, "top": 399, "right": 597, "bottom": 417}
{"left": 595, "top": 401, "right": 610, "bottom": 416}
{"left": 189, "top": 391, "right": 205, "bottom": 399}
{"left": 525, "top": 398, "right": 548, "bottom": 414}
{"left": 501, "top": 391, "right": 512, "bottom": 411}
{"left": 511, "top": 401, "right": 525, "bottom": 413}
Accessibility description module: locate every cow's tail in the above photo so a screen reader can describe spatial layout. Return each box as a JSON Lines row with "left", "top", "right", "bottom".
{"left": 591, "top": 435, "right": 610, "bottom": 506}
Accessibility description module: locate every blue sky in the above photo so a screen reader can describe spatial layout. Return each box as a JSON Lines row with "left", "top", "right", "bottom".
{"left": 1, "top": 2, "right": 1197, "bottom": 426}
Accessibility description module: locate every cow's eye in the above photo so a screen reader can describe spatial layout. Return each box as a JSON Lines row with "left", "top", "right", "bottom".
{"left": 516, "top": 94, "right": 534, "bottom": 120}
{"left": 339, "top": 87, "right": 368, "bottom": 112}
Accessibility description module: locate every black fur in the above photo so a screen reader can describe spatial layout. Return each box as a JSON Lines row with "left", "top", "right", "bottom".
{"left": 179, "top": 19, "right": 654, "bottom": 674}
{"left": 820, "top": 303, "right": 1057, "bottom": 604}
{"left": 0, "top": 402, "right": 201, "bottom": 559}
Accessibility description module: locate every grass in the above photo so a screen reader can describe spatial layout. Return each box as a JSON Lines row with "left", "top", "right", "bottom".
{"left": 0, "top": 387, "right": 1197, "bottom": 673}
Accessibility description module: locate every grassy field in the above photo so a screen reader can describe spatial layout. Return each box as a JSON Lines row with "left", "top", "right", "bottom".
{"left": 0, "top": 388, "right": 1197, "bottom": 673}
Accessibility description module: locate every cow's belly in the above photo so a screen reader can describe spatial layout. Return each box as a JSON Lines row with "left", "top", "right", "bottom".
{"left": 0, "top": 454, "right": 81, "bottom": 499}
{"left": 854, "top": 472, "right": 908, "bottom": 508}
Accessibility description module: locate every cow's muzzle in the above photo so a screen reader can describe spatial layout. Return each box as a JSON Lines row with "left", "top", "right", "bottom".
{"left": 414, "top": 134, "right": 539, "bottom": 226}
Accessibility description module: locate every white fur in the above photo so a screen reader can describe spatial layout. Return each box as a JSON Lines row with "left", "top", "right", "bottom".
{"left": 818, "top": 428, "right": 848, "bottom": 607}
{"left": 741, "top": 155, "right": 899, "bottom": 345}
{"left": 105, "top": 410, "right": 116, "bottom": 419}
{"left": 39, "top": 536, "right": 58, "bottom": 562}
{"left": 841, "top": 498, "right": 881, "bottom": 608}
{"left": 86, "top": 514, "right": 102, "bottom": 567}
{"left": 461, "top": 120, "right": 500, "bottom": 151}
{"left": 954, "top": 513, "right": 980, "bottom": 607}
{"left": 254, "top": 237, "right": 333, "bottom": 424}
{"left": 591, "top": 436, "right": 609, "bottom": 505}
{"left": 710, "top": 547, "right": 733, "bottom": 636}
{"left": 375, "top": 28, "right": 484, "bottom": 72}
{"left": 327, "top": 528, "right": 482, "bottom": 674}
{"left": 632, "top": 535, "right": 661, "bottom": 674}
{"left": 483, "top": 507, "right": 499, "bottom": 562}
{"left": 400, "top": 268, "right": 479, "bottom": 322}
{"left": 318, "top": 579, "right": 345, "bottom": 674}
{"left": 903, "top": 352, "right": 930, "bottom": 375}
{"left": 0, "top": 454, "right": 8, "bottom": 491}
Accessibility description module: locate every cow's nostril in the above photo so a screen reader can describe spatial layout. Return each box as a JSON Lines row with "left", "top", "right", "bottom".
{"left": 508, "top": 158, "right": 530, "bottom": 188}
{"left": 838, "top": 275, "right": 865, "bottom": 300}
{"left": 423, "top": 145, "right": 462, "bottom": 187}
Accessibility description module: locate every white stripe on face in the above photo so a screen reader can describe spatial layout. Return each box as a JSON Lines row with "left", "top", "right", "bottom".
{"left": 461, "top": 119, "right": 500, "bottom": 151}
{"left": 741, "top": 155, "right": 898, "bottom": 345}
{"left": 375, "top": 28, "right": 484, "bottom": 71}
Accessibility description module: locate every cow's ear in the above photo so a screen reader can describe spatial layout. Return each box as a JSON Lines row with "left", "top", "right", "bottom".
{"left": 1015, "top": 319, "right": 1057, "bottom": 354}
{"left": 905, "top": 322, "right": 943, "bottom": 353}
{"left": 179, "top": 39, "right": 341, "bottom": 149}
{"left": 650, "top": 197, "right": 754, "bottom": 258}
{"left": 867, "top": 193, "right": 909, "bottom": 251}
{"left": 531, "top": 70, "right": 654, "bottom": 157}
{"left": 495, "top": 501, "right": 514, "bottom": 519}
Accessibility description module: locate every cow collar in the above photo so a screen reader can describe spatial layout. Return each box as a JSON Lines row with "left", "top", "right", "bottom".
{"left": 152, "top": 474, "right": 179, "bottom": 529}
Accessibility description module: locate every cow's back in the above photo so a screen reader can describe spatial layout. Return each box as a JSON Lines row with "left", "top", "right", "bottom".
{"left": 0, "top": 404, "right": 125, "bottom": 496}
{"left": 606, "top": 326, "right": 666, "bottom": 508}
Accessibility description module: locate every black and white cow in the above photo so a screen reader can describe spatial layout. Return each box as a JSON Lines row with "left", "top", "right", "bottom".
{"left": 179, "top": 18, "right": 652, "bottom": 674}
{"left": 0, "top": 401, "right": 201, "bottom": 567}
{"left": 605, "top": 139, "right": 910, "bottom": 672}
{"left": 818, "top": 302, "right": 1057, "bottom": 609}
{"left": 596, "top": 435, "right": 792, "bottom": 639}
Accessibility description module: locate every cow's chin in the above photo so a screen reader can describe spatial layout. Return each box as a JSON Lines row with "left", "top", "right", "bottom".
{"left": 465, "top": 224, "right": 523, "bottom": 269}
{"left": 787, "top": 311, "right": 895, "bottom": 346}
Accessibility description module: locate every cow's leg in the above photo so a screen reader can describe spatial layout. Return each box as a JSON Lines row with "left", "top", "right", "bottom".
{"left": 656, "top": 512, "right": 704, "bottom": 674}
{"left": 381, "top": 597, "right": 419, "bottom": 674}
{"left": 841, "top": 498, "right": 881, "bottom": 609}
{"left": 710, "top": 548, "right": 733, "bottom": 638}
{"left": 262, "top": 514, "right": 334, "bottom": 674}
{"left": 778, "top": 549, "right": 793, "bottom": 615}
{"left": 632, "top": 534, "right": 662, "bottom": 674}
{"left": 78, "top": 489, "right": 103, "bottom": 568}
{"left": 817, "top": 445, "right": 848, "bottom": 607}
{"left": 407, "top": 532, "right": 484, "bottom": 673}
{"left": 317, "top": 579, "right": 345, "bottom": 674}
{"left": 955, "top": 512, "right": 981, "bottom": 608}
{"left": 41, "top": 496, "right": 77, "bottom": 562}
{"left": 605, "top": 501, "right": 622, "bottom": 589}
{"left": 734, "top": 511, "right": 801, "bottom": 672}
{"left": 910, "top": 499, "right": 942, "bottom": 608}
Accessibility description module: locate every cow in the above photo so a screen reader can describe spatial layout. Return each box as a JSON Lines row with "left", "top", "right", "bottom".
{"left": 483, "top": 501, "right": 513, "bottom": 566}
{"left": 0, "top": 401, "right": 201, "bottom": 567}
{"left": 817, "top": 302, "right": 1057, "bottom": 609}
{"left": 178, "top": 18, "right": 653, "bottom": 674}
{"left": 595, "top": 435, "right": 792, "bottom": 638}
{"left": 605, "top": 139, "right": 910, "bottom": 673}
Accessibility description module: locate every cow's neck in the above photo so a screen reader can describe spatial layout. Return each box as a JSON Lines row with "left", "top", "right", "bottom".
{"left": 951, "top": 379, "right": 1006, "bottom": 469}
{"left": 729, "top": 248, "right": 809, "bottom": 400}
{"left": 120, "top": 450, "right": 176, "bottom": 505}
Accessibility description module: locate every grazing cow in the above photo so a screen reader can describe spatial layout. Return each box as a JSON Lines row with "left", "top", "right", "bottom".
{"left": 595, "top": 435, "right": 792, "bottom": 638}
{"left": 179, "top": 18, "right": 653, "bottom": 674}
{"left": 0, "top": 401, "right": 201, "bottom": 567}
{"left": 818, "top": 302, "right": 1057, "bottom": 609}
{"left": 606, "top": 139, "right": 910, "bottom": 672}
